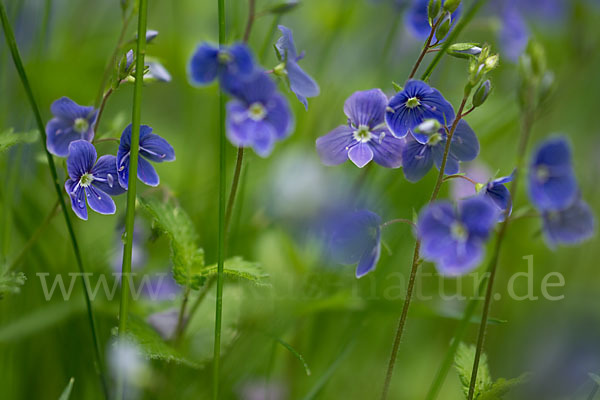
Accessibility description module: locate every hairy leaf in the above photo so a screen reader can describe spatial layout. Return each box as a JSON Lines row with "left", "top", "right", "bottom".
{"left": 0, "top": 128, "right": 37, "bottom": 153}
{"left": 201, "top": 257, "right": 270, "bottom": 286}
{"left": 140, "top": 197, "right": 205, "bottom": 289}
{"left": 0, "top": 270, "right": 26, "bottom": 299}
{"left": 479, "top": 373, "right": 530, "bottom": 400}
{"left": 454, "top": 342, "right": 492, "bottom": 398}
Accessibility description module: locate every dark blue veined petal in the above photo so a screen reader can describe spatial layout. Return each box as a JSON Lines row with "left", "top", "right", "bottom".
{"left": 484, "top": 182, "right": 512, "bottom": 221}
{"left": 437, "top": 237, "right": 483, "bottom": 276}
{"left": 402, "top": 137, "right": 433, "bottom": 182}
{"left": 91, "top": 155, "right": 125, "bottom": 196}
{"left": 140, "top": 131, "right": 175, "bottom": 163}
{"left": 493, "top": 170, "right": 514, "bottom": 185}
{"left": 188, "top": 43, "right": 220, "bottom": 85}
{"left": 418, "top": 201, "right": 456, "bottom": 258}
{"left": 46, "top": 118, "right": 79, "bottom": 157}
{"left": 137, "top": 157, "right": 160, "bottom": 187}
{"left": 119, "top": 123, "right": 133, "bottom": 152}
{"left": 418, "top": 84, "right": 456, "bottom": 126}
{"left": 85, "top": 185, "right": 116, "bottom": 215}
{"left": 370, "top": 132, "right": 404, "bottom": 168}
{"left": 460, "top": 196, "right": 498, "bottom": 239}
{"left": 275, "top": 25, "right": 298, "bottom": 61}
{"left": 344, "top": 89, "right": 388, "bottom": 128}
{"left": 450, "top": 120, "right": 479, "bottom": 161}
{"left": 542, "top": 198, "right": 596, "bottom": 248}
{"left": 65, "top": 179, "right": 88, "bottom": 220}
{"left": 348, "top": 142, "right": 374, "bottom": 168}
{"left": 315, "top": 125, "right": 354, "bottom": 166}
{"left": 50, "top": 97, "right": 95, "bottom": 121}
{"left": 356, "top": 235, "right": 381, "bottom": 278}
{"left": 431, "top": 142, "right": 460, "bottom": 175}
{"left": 66, "top": 140, "right": 96, "bottom": 179}
{"left": 286, "top": 60, "right": 320, "bottom": 110}
{"left": 117, "top": 155, "right": 129, "bottom": 190}
{"left": 499, "top": 6, "right": 529, "bottom": 62}
{"left": 265, "top": 93, "right": 294, "bottom": 139}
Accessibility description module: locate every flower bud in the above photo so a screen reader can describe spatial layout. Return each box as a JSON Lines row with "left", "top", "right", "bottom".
{"left": 428, "top": 0, "right": 442, "bottom": 24}
{"left": 484, "top": 54, "right": 499, "bottom": 72}
{"left": 526, "top": 40, "right": 546, "bottom": 78}
{"left": 414, "top": 119, "right": 441, "bottom": 135}
{"left": 472, "top": 80, "right": 491, "bottom": 107}
{"left": 443, "top": 0, "right": 461, "bottom": 13}
{"left": 435, "top": 13, "right": 451, "bottom": 41}
{"left": 447, "top": 43, "right": 482, "bottom": 59}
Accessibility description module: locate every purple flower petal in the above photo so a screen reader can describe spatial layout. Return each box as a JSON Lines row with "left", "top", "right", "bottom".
{"left": 276, "top": 25, "right": 298, "bottom": 61}
{"left": 348, "top": 142, "right": 374, "bottom": 168}
{"left": 418, "top": 201, "right": 456, "bottom": 258}
{"left": 356, "top": 239, "right": 381, "bottom": 278}
{"left": 50, "top": 97, "right": 95, "bottom": 121}
{"left": 265, "top": 94, "right": 293, "bottom": 139}
{"left": 328, "top": 210, "right": 381, "bottom": 270}
{"left": 437, "top": 238, "right": 483, "bottom": 276}
{"left": 542, "top": 198, "right": 596, "bottom": 248}
{"left": 499, "top": 6, "right": 529, "bottom": 62}
{"left": 449, "top": 120, "right": 479, "bottom": 161}
{"left": 344, "top": 89, "right": 388, "bottom": 128}
{"left": 315, "top": 125, "right": 353, "bottom": 166}
{"left": 140, "top": 132, "right": 175, "bottom": 163}
{"left": 188, "top": 43, "right": 219, "bottom": 85}
{"left": 459, "top": 196, "right": 498, "bottom": 239}
{"left": 46, "top": 118, "right": 79, "bottom": 157}
{"left": 85, "top": 185, "right": 116, "bottom": 215}
{"left": 432, "top": 144, "right": 460, "bottom": 175}
{"left": 287, "top": 60, "right": 320, "bottom": 109}
{"left": 137, "top": 157, "right": 160, "bottom": 187}
{"left": 370, "top": 133, "right": 404, "bottom": 168}
{"left": 67, "top": 140, "right": 96, "bottom": 179}
{"left": 65, "top": 179, "right": 88, "bottom": 220}
{"left": 402, "top": 137, "right": 433, "bottom": 182}
{"left": 91, "top": 155, "right": 125, "bottom": 196}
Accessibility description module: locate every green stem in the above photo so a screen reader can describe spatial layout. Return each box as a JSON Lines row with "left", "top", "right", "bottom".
{"left": 94, "top": 87, "right": 114, "bottom": 136}
{"left": 0, "top": 3, "right": 108, "bottom": 398}
{"left": 380, "top": 94, "right": 470, "bottom": 400}
{"left": 116, "top": 0, "right": 148, "bottom": 398}
{"left": 213, "top": 0, "right": 227, "bottom": 397}
{"left": 420, "top": 0, "right": 489, "bottom": 81}
{"left": 224, "top": 147, "right": 244, "bottom": 234}
{"left": 408, "top": 15, "right": 442, "bottom": 80}
{"left": 466, "top": 98, "right": 535, "bottom": 400}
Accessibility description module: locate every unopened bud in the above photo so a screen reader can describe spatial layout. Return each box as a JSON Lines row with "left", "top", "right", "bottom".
{"left": 472, "top": 80, "right": 491, "bottom": 107}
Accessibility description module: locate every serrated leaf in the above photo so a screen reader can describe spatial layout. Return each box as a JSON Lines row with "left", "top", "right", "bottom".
{"left": 201, "top": 257, "right": 270, "bottom": 287}
{"left": 139, "top": 197, "right": 205, "bottom": 289}
{"left": 0, "top": 128, "right": 37, "bottom": 153}
{"left": 122, "top": 316, "right": 200, "bottom": 369}
{"left": 454, "top": 342, "right": 492, "bottom": 399}
{"left": 0, "top": 270, "right": 26, "bottom": 299}
{"left": 58, "top": 378, "right": 74, "bottom": 400}
{"left": 479, "top": 373, "right": 530, "bottom": 400}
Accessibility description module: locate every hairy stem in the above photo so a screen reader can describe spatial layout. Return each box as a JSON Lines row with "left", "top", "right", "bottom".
{"left": 94, "top": 87, "right": 114, "bottom": 136}
{"left": 466, "top": 101, "right": 535, "bottom": 399}
{"left": 0, "top": 3, "right": 108, "bottom": 398}
{"left": 116, "top": 0, "right": 148, "bottom": 398}
{"left": 381, "top": 94, "right": 469, "bottom": 400}
{"left": 408, "top": 16, "right": 442, "bottom": 80}
{"left": 213, "top": 0, "right": 227, "bottom": 397}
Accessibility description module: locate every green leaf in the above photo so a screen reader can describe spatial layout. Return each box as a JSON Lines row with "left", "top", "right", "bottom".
{"left": 479, "top": 373, "right": 530, "bottom": 400}
{"left": 122, "top": 316, "right": 200, "bottom": 369}
{"left": 201, "top": 257, "right": 270, "bottom": 287}
{"left": 0, "top": 128, "right": 37, "bottom": 153}
{"left": 0, "top": 270, "right": 26, "bottom": 299}
{"left": 454, "top": 342, "right": 492, "bottom": 398}
{"left": 140, "top": 197, "right": 205, "bottom": 289}
{"left": 58, "top": 377, "right": 74, "bottom": 400}
{"left": 266, "top": 0, "right": 300, "bottom": 15}
{"left": 392, "top": 81, "right": 403, "bottom": 92}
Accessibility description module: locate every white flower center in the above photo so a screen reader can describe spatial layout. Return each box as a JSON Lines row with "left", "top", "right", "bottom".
{"left": 79, "top": 172, "right": 94, "bottom": 187}
{"left": 248, "top": 102, "right": 267, "bottom": 121}
{"left": 353, "top": 125, "right": 373, "bottom": 143}
{"left": 450, "top": 222, "right": 468, "bottom": 241}
{"left": 406, "top": 96, "right": 421, "bottom": 109}
{"left": 536, "top": 165, "right": 550, "bottom": 182}
{"left": 74, "top": 117, "right": 89, "bottom": 133}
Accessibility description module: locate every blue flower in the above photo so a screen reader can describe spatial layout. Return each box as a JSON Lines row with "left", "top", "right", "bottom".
{"left": 117, "top": 124, "right": 175, "bottom": 190}
{"left": 64, "top": 140, "right": 125, "bottom": 220}
{"left": 316, "top": 89, "right": 404, "bottom": 168}
{"left": 188, "top": 42, "right": 254, "bottom": 93}
{"left": 275, "top": 25, "right": 320, "bottom": 110}
{"left": 498, "top": 5, "right": 529, "bottom": 62}
{"left": 418, "top": 197, "right": 497, "bottom": 275}
{"left": 385, "top": 80, "right": 455, "bottom": 139}
{"left": 528, "top": 137, "right": 577, "bottom": 211}
{"left": 46, "top": 97, "right": 98, "bottom": 157}
{"left": 542, "top": 197, "right": 596, "bottom": 248}
{"left": 327, "top": 209, "right": 382, "bottom": 278}
{"left": 402, "top": 119, "right": 479, "bottom": 182}
{"left": 482, "top": 172, "right": 514, "bottom": 221}
{"left": 226, "top": 71, "right": 294, "bottom": 157}
{"left": 405, "top": 0, "right": 461, "bottom": 40}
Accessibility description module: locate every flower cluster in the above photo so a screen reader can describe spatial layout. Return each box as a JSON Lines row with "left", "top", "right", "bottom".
{"left": 45, "top": 97, "right": 175, "bottom": 220}
{"left": 188, "top": 25, "right": 317, "bottom": 157}
{"left": 528, "top": 137, "right": 595, "bottom": 247}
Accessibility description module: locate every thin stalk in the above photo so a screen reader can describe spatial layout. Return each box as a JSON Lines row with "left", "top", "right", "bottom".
{"left": 225, "top": 147, "right": 244, "bottom": 233}
{"left": 179, "top": 277, "right": 215, "bottom": 338}
{"left": 95, "top": 11, "right": 134, "bottom": 106}
{"left": 94, "top": 87, "right": 114, "bottom": 135}
{"left": 421, "top": 0, "right": 489, "bottom": 81}
{"left": 116, "top": 0, "right": 148, "bottom": 398}
{"left": 407, "top": 16, "right": 442, "bottom": 80}
{"left": 213, "top": 0, "right": 227, "bottom": 397}
{"left": 0, "top": 3, "right": 108, "bottom": 398}
{"left": 6, "top": 200, "right": 59, "bottom": 272}
{"left": 381, "top": 93, "right": 470, "bottom": 400}
{"left": 380, "top": 218, "right": 415, "bottom": 229}
{"left": 466, "top": 101, "right": 535, "bottom": 400}
{"left": 443, "top": 174, "right": 478, "bottom": 186}
{"left": 174, "top": 286, "right": 191, "bottom": 343}
{"left": 242, "top": 0, "right": 255, "bottom": 43}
